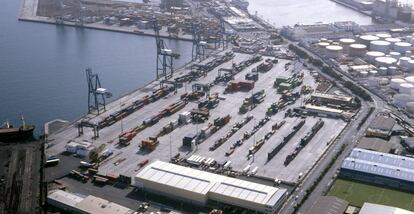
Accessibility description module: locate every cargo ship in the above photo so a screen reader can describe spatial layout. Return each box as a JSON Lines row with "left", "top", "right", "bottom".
{"left": 0, "top": 117, "right": 35, "bottom": 142}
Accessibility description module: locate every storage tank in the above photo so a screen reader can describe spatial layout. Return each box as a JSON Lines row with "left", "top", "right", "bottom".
{"left": 339, "top": 38, "right": 355, "bottom": 54}
{"left": 379, "top": 67, "right": 388, "bottom": 75}
{"left": 399, "top": 83, "right": 414, "bottom": 94}
{"left": 394, "top": 42, "right": 412, "bottom": 53}
{"left": 408, "top": 60, "right": 414, "bottom": 72}
{"left": 360, "top": 71, "right": 369, "bottom": 77}
{"left": 370, "top": 40, "right": 391, "bottom": 52}
{"left": 366, "top": 51, "right": 385, "bottom": 63}
{"left": 406, "top": 102, "right": 414, "bottom": 114}
{"left": 390, "top": 78, "right": 406, "bottom": 89}
{"left": 376, "top": 33, "right": 392, "bottom": 39}
{"left": 399, "top": 56, "right": 411, "bottom": 68}
{"left": 369, "top": 70, "right": 378, "bottom": 76}
{"left": 325, "top": 45, "right": 343, "bottom": 58}
{"left": 318, "top": 42, "right": 330, "bottom": 48}
{"left": 385, "top": 37, "right": 402, "bottom": 49}
{"left": 405, "top": 51, "right": 412, "bottom": 57}
{"left": 349, "top": 44, "right": 367, "bottom": 57}
{"left": 405, "top": 76, "right": 414, "bottom": 84}
{"left": 388, "top": 66, "right": 398, "bottom": 75}
{"left": 393, "top": 94, "right": 414, "bottom": 108}
{"left": 359, "top": 35, "right": 380, "bottom": 46}
{"left": 379, "top": 77, "right": 389, "bottom": 85}
{"left": 375, "top": 56, "right": 397, "bottom": 67}
{"left": 389, "top": 51, "right": 401, "bottom": 59}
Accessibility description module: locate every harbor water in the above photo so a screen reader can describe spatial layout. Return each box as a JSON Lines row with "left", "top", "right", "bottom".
{"left": 0, "top": 0, "right": 375, "bottom": 133}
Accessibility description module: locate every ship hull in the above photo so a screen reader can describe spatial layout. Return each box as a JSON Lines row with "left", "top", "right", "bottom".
{"left": 0, "top": 126, "right": 35, "bottom": 142}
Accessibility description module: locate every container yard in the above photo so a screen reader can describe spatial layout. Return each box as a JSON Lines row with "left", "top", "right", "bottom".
{"left": 46, "top": 48, "right": 349, "bottom": 186}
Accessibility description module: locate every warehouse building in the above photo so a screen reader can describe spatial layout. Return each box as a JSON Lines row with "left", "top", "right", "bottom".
{"left": 401, "top": 136, "right": 414, "bottom": 152}
{"left": 134, "top": 160, "right": 287, "bottom": 214}
{"left": 294, "top": 104, "right": 353, "bottom": 120}
{"left": 359, "top": 202, "right": 414, "bottom": 214}
{"left": 311, "top": 93, "right": 354, "bottom": 106}
{"left": 366, "top": 116, "right": 396, "bottom": 139}
{"left": 340, "top": 148, "right": 414, "bottom": 192}
{"left": 47, "top": 190, "right": 137, "bottom": 214}
{"left": 357, "top": 137, "right": 392, "bottom": 153}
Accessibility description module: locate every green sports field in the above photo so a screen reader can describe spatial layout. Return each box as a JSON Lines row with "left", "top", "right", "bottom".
{"left": 327, "top": 179, "right": 414, "bottom": 211}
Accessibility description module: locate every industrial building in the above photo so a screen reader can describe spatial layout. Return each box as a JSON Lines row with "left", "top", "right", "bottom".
{"left": 357, "top": 137, "right": 393, "bottom": 153}
{"left": 308, "top": 196, "right": 349, "bottom": 214}
{"left": 400, "top": 136, "right": 414, "bottom": 152}
{"left": 359, "top": 202, "right": 414, "bottom": 214}
{"left": 340, "top": 148, "right": 414, "bottom": 192}
{"left": 134, "top": 160, "right": 287, "bottom": 214}
{"left": 47, "top": 190, "right": 137, "bottom": 214}
{"left": 294, "top": 104, "right": 353, "bottom": 119}
{"left": 311, "top": 92, "right": 354, "bottom": 106}
{"left": 365, "top": 116, "right": 396, "bottom": 139}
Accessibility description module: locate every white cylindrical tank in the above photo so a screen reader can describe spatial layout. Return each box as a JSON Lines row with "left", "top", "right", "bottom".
{"left": 366, "top": 51, "right": 385, "bottom": 63}
{"left": 339, "top": 38, "right": 355, "bottom": 54}
{"left": 399, "top": 57, "right": 411, "bottom": 68}
{"left": 369, "top": 70, "right": 378, "bottom": 76}
{"left": 388, "top": 66, "right": 398, "bottom": 75}
{"left": 405, "top": 76, "right": 414, "bottom": 84}
{"left": 360, "top": 71, "right": 369, "bottom": 77}
{"left": 359, "top": 35, "right": 380, "bottom": 46}
{"left": 406, "top": 102, "right": 414, "bottom": 113}
{"left": 376, "top": 33, "right": 392, "bottom": 39}
{"left": 349, "top": 44, "right": 367, "bottom": 57}
{"left": 370, "top": 40, "right": 391, "bottom": 52}
{"left": 379, "top": 77, "right": 389, "bottom": 85}
{"left": 389, "top": 51, "right": 401, "bottom": 59}
{"left": 379, "top": 67, "right": 388, "bottom": 75}
{"left": 393, "top": 94, "right": 414, "bottom": 108}
{"left": 399, "top": 83, "right": 414, "bottom": 94}
{"left": 375, "top": 56, "right": 397, "bottom": 67}
{"left": 406, "top": 51, "right": 412, "bottom": 57}
{"left": 390, "top": 78, "right": 406, "bottom": 89}
{"left": 386, "top": 37, "right": 402, "bottom": 49}
{"left": 318, "top": 42, "right": 330, "bottom": 48}
{"left": 394, "top": 42, "right": 412, "bottom": 53}
{"left": 325, "top": 45, "right": 343, "bottom": 58}
{"left": 408, "top": 60, "right": 414, "bottom": 72}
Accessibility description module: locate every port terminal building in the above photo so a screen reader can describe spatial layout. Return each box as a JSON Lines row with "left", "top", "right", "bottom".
{"left": 134, "top": 160, "right": 287, "bottom": 214}
{"left": 340, "top": 148, "right": 414, "bottom": 192}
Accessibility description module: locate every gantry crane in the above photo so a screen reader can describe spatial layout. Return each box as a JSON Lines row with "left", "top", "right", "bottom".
{"left": 86, "top": 68, "right": 112, "bottom": 115}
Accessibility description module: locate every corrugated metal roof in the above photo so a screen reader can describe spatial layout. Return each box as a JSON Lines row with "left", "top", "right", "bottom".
{"left": 342, "top": 148, "right": 414, "bottom": 182}
{"left": 47, "top": 190, "right": 84, "bottom": 207}
{"left": 135, "top": 160, "right": 286, "bottom": 207}
{"left": 359, "top": 203, "right": 414, "bottom": 214}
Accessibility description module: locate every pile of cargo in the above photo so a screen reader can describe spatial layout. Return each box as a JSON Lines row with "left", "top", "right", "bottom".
{"left": 191, "top": 108, "right": 210, "bottom": 123}
{"left": 226, "top": 116, "right": 271, "bottom": 156}
{"left": 209, "top": 115, "right": 253, "bottom": 151}
{"left": 267, "top": 120, "right": 306, "bottom": 161}
{"left": 225, "top": 80, "right": 255, "bottom": 93}
{"left": 184, "top": 115, "right": 231, "bottom": 147}
{"left": 284, "top": 119, "right": 324, "bottom": 166}
{"left": 118, "top": 99, "right": 188, "bottom": 146}
{"left": 233, "top": 54, "right": 263, "bottom": 72}
{"left": 266, "top": 92, "right": 300, "bottom": 116}
{"left": 239, "top": 90, "right": 265, "bottom": 114}
{"left": 175, "top": 51, "right": 235, "bottom": 83}
{"left": 98, "top": 85, "right": 175, "bottom": 129}
{"left": 256, "top": 59, "right": 273, "bottom": 73}
{"left": 141, "top": 136, "right": 159, "bottom": 151}
{"left": 198, "top": 94, "right": 220, "bottom": 109}
{"left": 69, "top": 170, "right": 89, "bottom": 182}
{"left": 248, "top": 121, "right": 286, "bottom": 156}
{"left": 274, "top": 72, "right": 304, "bottom": 93}
{"left": 245, "top": 71, "right": 259, "bottom": 81}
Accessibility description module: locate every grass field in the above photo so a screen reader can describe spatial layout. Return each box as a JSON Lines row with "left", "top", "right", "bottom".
{"left": 327, "top": 179, "right": 414, "bottom": 211}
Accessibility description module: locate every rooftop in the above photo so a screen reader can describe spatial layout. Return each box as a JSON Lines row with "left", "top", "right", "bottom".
{"left": 308, "top": 196, "right": 349, "bottom": 214}
{"left": 359, "top": 202, "right": 414, "bottom": 214}
{"left": 368, "top": 116, "right": 396, "bottom": 132}
{"left": 312, "top": 92, "right": 353, "bottom": 102}
{"left": 357, "top": 137, "right": 392, "bottom": 153}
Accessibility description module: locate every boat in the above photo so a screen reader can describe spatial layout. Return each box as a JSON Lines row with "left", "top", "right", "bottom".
{"left": 0, "top": 116, "right": 35, "bottom": 142}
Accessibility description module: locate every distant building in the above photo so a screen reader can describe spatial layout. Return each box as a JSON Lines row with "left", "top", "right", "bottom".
{"left": 340, "top": 148, "right": 414, "bottom": 192}
{"left": 308, "top": 196, "right": 349, "bottom": 214}
{"left": 47, "top": 190, "right": 137, "bottom": 214}
{"left": 359, "top": 202, "right": 414, "bottom": 214}
{"left": 281, "top": 23, "right": 356, "bottom": 42}
{"left": 357, "top": 137, "right": 393, "bottom": 153}
{"left": 311, "top": 92, "right": 354, "bottom": 107}
{"left": 366, "top": 116, "right": 396, "bottom": 139}
{"left": 134, "top": 160, "right": 287, "bottom": 214}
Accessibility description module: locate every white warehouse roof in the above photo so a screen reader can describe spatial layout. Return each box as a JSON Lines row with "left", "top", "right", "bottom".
{"left": 134, "top": 160, "right": 287, "bottom": 213}
{"left": 359, "top": 202, "right": 414, "bottom": 214}
{"left": 342, "top": 148, "right": 414, "bottom": 182}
